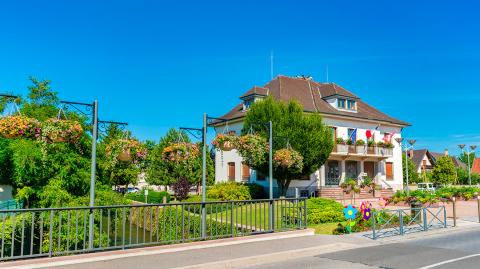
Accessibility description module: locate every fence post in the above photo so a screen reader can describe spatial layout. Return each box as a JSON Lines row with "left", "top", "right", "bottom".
{"left": 270, "top": 199, "right": 274, "bottom": 232}
{"left": 399, "top": 210, "right": 404, "bottom": 235}
{"left": 201, "top": 202, "right": 206, "bottom": 240}
{"left": 452, "top": 197, "right": 457, "bottom": 227}
{"left": 122, "top": 207, "right": 126, "bottom": 249}
{"left": 477, "top": 196, "right": 480, "bottom": 223}
{"left": 372, "top": 211, "right": 376, "bottom": 240}
{"left": 230, "top": 201, "right": 234, "bottom": 237}
{"left": 303, "top": 198, "right": 307, "bottom": 228}
{"left": 443, "top": 206, "right": 447, "bottom": 228}
{"left": 423, "top": 207, "right": 428, "bottom": 231}
{"left": 49, "top": 210, "right": 53, "bottom": 257}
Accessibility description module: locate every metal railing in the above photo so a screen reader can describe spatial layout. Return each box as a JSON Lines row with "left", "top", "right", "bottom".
{"left": 370, "top": 206, "right": 447, "bottom": 240}
{"left": 0, "top": 198, "right": 307, "bottom": 261}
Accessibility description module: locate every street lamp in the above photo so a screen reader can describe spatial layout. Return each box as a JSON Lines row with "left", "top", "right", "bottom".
{"left": 458, "top": 144, "right": 477, "bottom": 186}
{"left": 396, "top": 137, "right": 416, "bottom": 194}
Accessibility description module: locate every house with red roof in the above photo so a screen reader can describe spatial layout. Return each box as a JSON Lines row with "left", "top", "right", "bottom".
{"left": 213, "top": 75, "right": 409, "bottom": 197}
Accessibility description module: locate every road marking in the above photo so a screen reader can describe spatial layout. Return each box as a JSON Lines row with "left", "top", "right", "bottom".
{"left": 418, "top": 253, "right": 480, "bottom": 269}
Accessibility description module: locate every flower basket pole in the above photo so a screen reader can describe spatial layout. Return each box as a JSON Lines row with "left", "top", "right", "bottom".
{"left": 60, "top": 100, "right": 128, "bottom": 250}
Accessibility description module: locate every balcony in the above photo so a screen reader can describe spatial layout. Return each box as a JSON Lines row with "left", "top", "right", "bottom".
{"left": 332, "top": 144, "right": 393, "bottom": 158}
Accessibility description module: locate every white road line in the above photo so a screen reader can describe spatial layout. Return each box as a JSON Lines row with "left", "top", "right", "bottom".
{"left": 418, "top": 253, "right": 480, "bottom": 269}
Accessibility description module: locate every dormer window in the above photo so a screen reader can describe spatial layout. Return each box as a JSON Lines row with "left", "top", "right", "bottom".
{"left": 243, "top": 99, "right": 253, "bottom": 110}
{"left": 347, "top": 100, "right": 356, "bottom": 110}
{"left": 338, "top": 99, "right": 346, "bottom": 109}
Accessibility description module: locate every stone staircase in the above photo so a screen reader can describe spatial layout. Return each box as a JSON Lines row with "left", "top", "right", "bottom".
{"left": 317, "top": 187, "right": 395, "bottom": 200}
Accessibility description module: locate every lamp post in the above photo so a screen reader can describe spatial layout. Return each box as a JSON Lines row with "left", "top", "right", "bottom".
{"left": 459, "top": 144, "right": 477, "bottom": 186}
{"left": 396, "top": 138, "right": 416, "bottom": 195}
{"left": 61, "top": 100, "right": 128, "bottom": 249}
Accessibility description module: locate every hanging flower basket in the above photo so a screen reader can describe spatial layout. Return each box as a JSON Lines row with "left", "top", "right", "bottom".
{"left": 273, "top": 148, "right": 303, "bottom": 173}
{"left": 236, "top": 134, "right": 268, "bottom": 167}
{"left": 162, "top": 142, "right": 199, "bottom": 163}
{"left": 212, "top": 133, "right": 238, "bottom": 151}
{"left": 106, "top": 139, "right": 148, "bottom": 163}
{"left": 42, "top": 119, "right": 83, "bottom": 143}
{"left": 0, "top": 115, "right": 41, "bottom": 139}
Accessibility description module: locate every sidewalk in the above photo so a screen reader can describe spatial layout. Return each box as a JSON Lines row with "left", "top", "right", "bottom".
{"left": 1, "top": 230, "right": 374, "bottom": 269}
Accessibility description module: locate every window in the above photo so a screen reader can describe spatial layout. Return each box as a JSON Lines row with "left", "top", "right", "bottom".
{"left": 330, "top": 127, "right": 337, "bottom": 141}
{"left": 348, "top": 128, "right": 355, "bottom": 138}
{"left": 244, "top": 99, "right": 253, "bottom": 110}
{"left": 347, "top": 100, "right": 356, "bottom": 110}
{"left": 337, "top": 99, "right": 346, "bottom": 109}
{"left": 386, "top": 162, "right": 393, "bottom": 180}
{"left": 228, "top": 162, "right": 235, "bottom": 181}
{"left": 242, "top": 163, "right": 250, "bottom": 181}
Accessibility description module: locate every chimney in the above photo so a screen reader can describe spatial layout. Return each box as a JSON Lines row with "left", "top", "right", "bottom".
{"left": 444, "top": 149, "right": 449, "bottom": 156}
{"left": 409, "top": 149, "right": 413, "bottom": 159}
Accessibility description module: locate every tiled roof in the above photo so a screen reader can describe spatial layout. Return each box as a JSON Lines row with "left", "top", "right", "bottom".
{"left": 409, "top": 149, "right": 428, "bottom": 171}
{"left": 220, "top": 75, "right": 409, "bottom": 126}
{"left": 472, "top": 158, "right": 480, "bottom": 174}
{"left": 410, "top": 149, "right": 467, "bottom": 171}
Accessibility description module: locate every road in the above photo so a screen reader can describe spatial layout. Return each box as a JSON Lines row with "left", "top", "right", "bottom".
{"left": 239, "top": 227, "right": 480, "bottom": 269}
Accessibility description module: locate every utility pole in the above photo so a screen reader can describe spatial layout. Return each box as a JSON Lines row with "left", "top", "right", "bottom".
{"left": 88, "top": 100, "right": 98, "bottom": 249}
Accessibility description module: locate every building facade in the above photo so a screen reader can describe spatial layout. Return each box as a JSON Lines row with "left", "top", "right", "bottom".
{"left": 213, "top": 76, "right": 409, "bottom": 197}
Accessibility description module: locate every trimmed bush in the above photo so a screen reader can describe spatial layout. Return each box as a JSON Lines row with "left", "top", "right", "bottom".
{"left": 207, "top": 182, "right": 251, "bottom": 201}
{"left": 306, "top": 198, "right": 345, "bottom": 224}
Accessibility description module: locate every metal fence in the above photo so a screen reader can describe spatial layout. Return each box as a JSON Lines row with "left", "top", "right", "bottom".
{"left": 370, "top": 206, "right": 447, "bottom": 240}
{"left": 0, "top": 198, "right": 307, "bottom": 261}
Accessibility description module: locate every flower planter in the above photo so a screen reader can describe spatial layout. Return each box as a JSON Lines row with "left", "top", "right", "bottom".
{"left": 106, "top": 139, "right": 148, "bottom": 164}
{"left": 356, "top": 145, "right": 365, "bottom": 154}
{"left": 162, "top": 142, "right": 199, "bottom": 163}
{"left": 335, "top": 144, "right": 348, "bottom": 153}
{"left": 42, "top": 119, "right": 83, "bottom": 143}
{"left": 0, "top": 116, "right": 41, "bottom": 139}
{"left": 212, "top": 134, "right": 238, "bottom": 151}
{"left": 118, "top": 150, "right": 132, "bottom": 161}
{"left": 348, "top": 145, "right": 356, "bottom": 154}
{"left": 367, "top": 146, "right": 376, "bottom": 155}
{"left": 273, "top": 148, "right": 303, "bottom": 173}
{"left": 236, "top": 134, "right": 268, "bottom": 167}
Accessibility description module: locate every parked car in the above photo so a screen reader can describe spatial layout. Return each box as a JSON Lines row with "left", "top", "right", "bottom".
{"left": 417, "top": 182, "right": 435, "bottom": 192}
{"left": 115, "top": 187, "right": 140, "bottom": 194}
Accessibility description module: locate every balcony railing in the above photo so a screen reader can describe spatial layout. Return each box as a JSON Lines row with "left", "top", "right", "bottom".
{"left": 332, "top": 144, "right": 393, "bottom": 157}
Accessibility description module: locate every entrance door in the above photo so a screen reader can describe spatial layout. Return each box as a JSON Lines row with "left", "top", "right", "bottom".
{"left": 364, "top": 162, "right": 375, "bottom": 178}
{"left": 346, "top": 161, "right": 358, "bottom": 179}
{"left": 326, "top": 161, "right": 340, "bottom": 185}
{"left": 228, "top": 162, "right": 235, "bottom": 181}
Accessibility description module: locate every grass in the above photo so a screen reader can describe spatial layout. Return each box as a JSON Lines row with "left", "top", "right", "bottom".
{"left": 309, "top": 222, "right": 347, "bottom": 235}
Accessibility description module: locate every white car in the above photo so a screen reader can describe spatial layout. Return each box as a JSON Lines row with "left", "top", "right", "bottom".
{"left": 417, "top": 183, "right": 435, "bottom": 192}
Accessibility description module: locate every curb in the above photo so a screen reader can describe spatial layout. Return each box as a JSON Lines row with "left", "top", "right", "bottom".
{"left": 0, "top": 229, "right": 315, "bottom": 269}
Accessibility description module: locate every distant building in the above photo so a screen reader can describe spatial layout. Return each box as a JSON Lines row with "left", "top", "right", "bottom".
{"left": 213, "top": 75, "right": 409, "bottom": 197}
{"left": 408, "top": 149, "right": 466, "bottom": 174}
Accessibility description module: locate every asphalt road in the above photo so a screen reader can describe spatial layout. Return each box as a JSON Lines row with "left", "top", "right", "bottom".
{"left": 242, "top": 228, "right": 480, "bottom": 269}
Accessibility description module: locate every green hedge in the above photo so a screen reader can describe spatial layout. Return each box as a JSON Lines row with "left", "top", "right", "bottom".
{"left": 207, "top": 182, "right": 251, "bottom": 201}
{"left": 306, "top": 198, "right": 345, "bottom": 224}
{"left": 126, "top": 190, "right": 171, "bottom": 204}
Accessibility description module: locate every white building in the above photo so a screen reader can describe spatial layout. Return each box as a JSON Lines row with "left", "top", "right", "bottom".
{"left": 213, "top": 75, "right": 409, "bottom": 197}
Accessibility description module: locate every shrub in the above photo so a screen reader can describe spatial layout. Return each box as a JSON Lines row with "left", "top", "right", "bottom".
{"left": 355, "top": 139, "right": 365, "bottom": 146}
{"left": 335, "top": 138, "right": 345, "bottom": 145}
{"left": 207, "top": 182, "right": 251, "bottom": 201}
{"left": 172, "top": 177, "right": 191, "bottom": 201}
{"left": 306, "top": 198, "right": 345, "bottom": 224}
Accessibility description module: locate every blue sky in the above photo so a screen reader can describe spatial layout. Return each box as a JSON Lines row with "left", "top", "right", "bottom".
{"left": 1, "top": 1, "right": 479, "bottom": 156}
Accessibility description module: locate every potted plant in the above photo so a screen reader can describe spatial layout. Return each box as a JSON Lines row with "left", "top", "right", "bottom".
{"left": 273, "top": 148, "right": 303, "bottom": 173}
{"left": 355, "top": 139, "right": 365, "bottom": 154}
{"left": 236, "top": 134, "right": 268, "bottom": 167}
{"left": 0, "top": 115, "right": 41, "bottom": 139}
{"left": 346, "top": 139, "right": 355, "bottom": 153}
{"left": 107, "top": 139, "right": 148, "bottom": 163}
{"left": 41, "top": 118, "right": 83, "bottom": 143}
{"left": 212, "top": 133, "right": 238, "bottom": 151}
{"left": 367, "top": 139, "right": 376, "bottom": 154}
{"left": 162, "top": 142, "right": 198, "bottom": 163}
{"left": 335, "top": 138, "right": 348, "bottom": 153}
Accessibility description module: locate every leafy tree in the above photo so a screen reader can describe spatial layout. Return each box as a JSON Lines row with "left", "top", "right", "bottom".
{"left": 145, "top": 128, "right": 214, "bottom": 192}
{"left": 242, "top": 97, "right": 333, "bottom": 196}
{"left": 456, "top": 167, "right": 480, "bottom": 185}
{"left": 431, "top": 156, "right": 457, "bottom": 186}
{"left": 0, "top": 138, "right": 13, "bottom": 185}
{"left": 403, "top": 153, "right": 420, "bottom": 184}
{"left": 21, "top": 77, "right": 59, "bottom": 121}
{"left": 459, "top": 151, "right": 476, "bottom": 168}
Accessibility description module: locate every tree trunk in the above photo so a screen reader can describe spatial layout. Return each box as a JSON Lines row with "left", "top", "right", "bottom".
{"left": 278, "top": 179, "right": 292, "bottom": 197}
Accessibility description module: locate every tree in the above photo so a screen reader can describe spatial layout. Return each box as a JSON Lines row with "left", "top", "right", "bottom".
{"left": 242, "top": 97, "right": 334, "bottom": 196}
{"left": 459, "top": 151, "right": 476, "bottom": 168}
{"left": 431, "top": 156, "right": 457, "bottom": 186}
{"left": 456, "top": 167, "right": 480, "bottom": 185}
{"left": 145, "top": 128, "right": 214, "bottom": 192}
{"left": 402, "top": 153, "right": 420, "bottom": 184}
